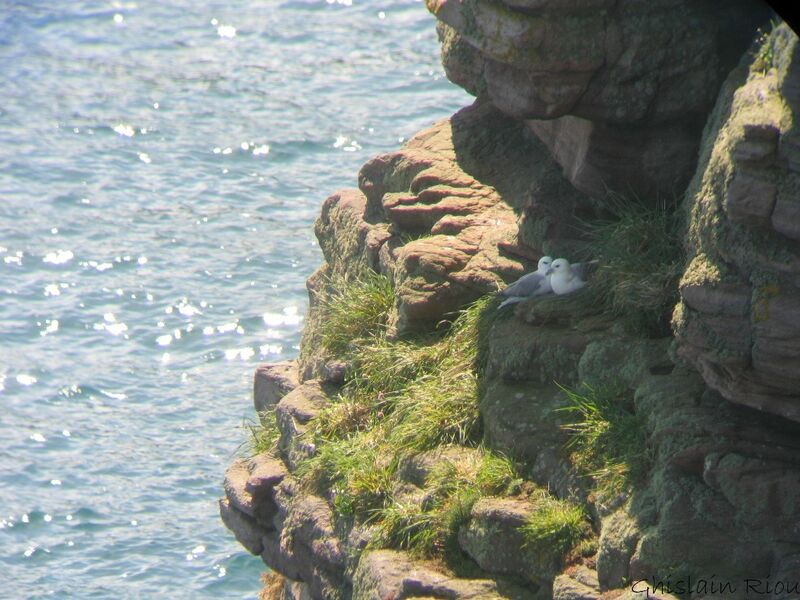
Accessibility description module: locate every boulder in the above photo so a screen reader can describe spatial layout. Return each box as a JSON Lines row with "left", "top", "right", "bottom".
{"left": 459, "top": 497, "right": 569, "bottom": 585}
{"left": 254, "top": 361, "right": 299, "bottom": 415}
{"left": 219, "top": 498, "right": 266, "bottom": 555}
{"left": 352, "top": 550, "right": 513, "bottom": 600}
{"left": 552, "top": 566, "right": 601, "bottom": 600}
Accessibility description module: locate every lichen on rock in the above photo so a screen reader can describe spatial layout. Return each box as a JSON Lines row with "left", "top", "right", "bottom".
{"left": 674, "top": 22, "right": 800, "bottom": 422}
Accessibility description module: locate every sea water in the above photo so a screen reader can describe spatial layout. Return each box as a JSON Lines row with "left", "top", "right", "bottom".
{"left": 0, "top": 1, "right": 469, "bottom": 597}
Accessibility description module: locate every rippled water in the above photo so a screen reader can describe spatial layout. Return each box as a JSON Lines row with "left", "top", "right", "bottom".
{"left": 0, "top": 1, "right": 468, "bottom": 597}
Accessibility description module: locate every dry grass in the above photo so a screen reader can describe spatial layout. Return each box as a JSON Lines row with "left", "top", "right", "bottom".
{"left": 259, "top": 571, "right": 285, "bottom": 600}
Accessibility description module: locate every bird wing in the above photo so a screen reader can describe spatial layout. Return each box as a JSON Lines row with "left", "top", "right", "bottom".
{"left": 500, "top": 272, "right": 544, "bottom": 297}
{"left": 498, "top": 296, "right": 525, "bottom": 309}
{"left": 571, "top": 260, "right": 600, "bottom": 282}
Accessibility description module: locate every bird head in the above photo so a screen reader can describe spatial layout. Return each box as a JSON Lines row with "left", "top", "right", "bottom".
{"left": 537, "top": 255, "right": 553, "bottom": 273}
{"left": 546, "top": 258, "right": 570, "bottom": 276}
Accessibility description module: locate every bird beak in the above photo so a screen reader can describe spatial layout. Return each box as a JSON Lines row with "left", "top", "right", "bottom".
{"left": 545, "top": 268, "right": 553, "bottom": 275}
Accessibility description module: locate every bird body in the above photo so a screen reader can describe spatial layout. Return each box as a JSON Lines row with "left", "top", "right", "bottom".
{"left": 547, "top": 258, "right": 591, "bottom": 295}
{"left": 498, "top": 256, "right": 553, "bottom": 309}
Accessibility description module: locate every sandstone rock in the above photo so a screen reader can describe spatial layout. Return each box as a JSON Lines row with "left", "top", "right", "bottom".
{"left": 596, "top": 508, "right": 641, "bottom": 588}
{"left": 552, "top": 566, "right": 601, "bottom": 600}
{"left": 246, "top": 454, "right": 289, "bottom": 500}
{"left": 255, "top": 361, "right": 299, "bottom": 414}
{"left": 261, "top": 530, "right": 349, "bottom": 600}
{"left": 480, "top": 380, "right": 567, "bottom": 465}
{"left": 246, "top": 454, "right": 289, "bottom": 527}
{"left": 673, "top": 23, "right": 800, "bottom": 422}
{"left": 577, "top": 337, "right": 672, "bottom": 390}
{"left": 252, "top": 489, "right": 351, "bottom": 600}
{"left": 222, "top": 454, "right": 289, "bottom": 537}
{"left": 275, "top": 381, "right": 331, "bottom": 471}
{"left": 282, "top": 494, "right": 347, "bottom": 572}
{"left": 315, "top": 188, "right": 392, "bottom": 276}
{"left": 485, "top": 317, "right": 594, "bottom": 384}
{"left": 459, "top": 497, "right": 563, "bottom": 585}
{"left": 219, "top": 498, "right": 266, "bottom": 555}
{"left": 429, "top": 0, "right": 770, "bottom": 199}
{"left": 224, "top": 459, "right": 256, "bottom": 517}
{"left": 625, "top": 371, "right": 790, "bottom": 588}
{"left": 526, "top": 116, "right": 698, "bottom": 201}
{"left": 352, "top": 549, "right": 511, "bottom": 600}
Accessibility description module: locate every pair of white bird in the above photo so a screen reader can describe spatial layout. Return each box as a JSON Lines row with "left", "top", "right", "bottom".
{"left": 498, "top": 256, "right": 591, "bottom": 309}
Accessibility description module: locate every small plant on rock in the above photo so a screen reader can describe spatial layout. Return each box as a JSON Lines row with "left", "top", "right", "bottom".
{"left": 577, "top": 192, "right": 683, "bottom": 336}
{"left": 318, "top": 270, "right": 395, "bottom": 358}
{"left": 243, "top": 408, "right": 281, "bottom": 457}
{"left": 519, "top": 492, "right": 591, "bottom": 563}
{"left": 557, "top": 382, "right": 652, "bottom": 499}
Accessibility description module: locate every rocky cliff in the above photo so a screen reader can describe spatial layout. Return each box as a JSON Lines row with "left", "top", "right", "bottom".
{"left": 222, "top": 5, "right": 800, "bottom": 600}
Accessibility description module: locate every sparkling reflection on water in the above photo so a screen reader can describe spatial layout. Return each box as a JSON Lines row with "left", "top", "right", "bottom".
{"left": 0, "top": 1, "right": 469, "bottom": 597}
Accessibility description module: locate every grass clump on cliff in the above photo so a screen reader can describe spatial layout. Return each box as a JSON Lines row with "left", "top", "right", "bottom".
{"left": 371, "top": 450, "right": 520, "bottom": 567}
{"left": 318, "top": 270, "right": 395, "bottom": 358}
{"left": 297, "top": 287, "right": 539, "bottom": 570}
{"left": 520, "top": 492, "right": 591, "bottom": 563}
{"left": 752, "top": 20, "right": 780, "bottom": 75}
{"left": 243, "top": 407, "right": 281, "bottom": 457}
{"left": 578, "top": 193, "right": 683, "bottom": 336}
{"left": 298, "top": 432, "right": 394, "bottom": 517}
{"left": 557, "top": 382, "right": 652, "bottom": 500}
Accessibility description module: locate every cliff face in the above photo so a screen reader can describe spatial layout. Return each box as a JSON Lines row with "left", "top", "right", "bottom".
{"left": 430, "top": 0, "right": 772, "bottom": 200}
{"left": 673, "top": 24, "right": 800, "bottom": 422}
{"left": 221, "top": 6, "right": 800, "bottom": 600}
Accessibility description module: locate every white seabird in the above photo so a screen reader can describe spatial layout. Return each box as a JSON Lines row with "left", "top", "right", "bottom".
{"left": 497, "top": 255, "right": 554, "bottom": 309}
{"left": 546, "top": 258, "right": 595, "bottom": 295}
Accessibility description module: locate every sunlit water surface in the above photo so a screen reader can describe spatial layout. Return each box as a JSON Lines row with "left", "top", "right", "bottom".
{"left": 0, "top": 1, "right": 469, "bottom": 597}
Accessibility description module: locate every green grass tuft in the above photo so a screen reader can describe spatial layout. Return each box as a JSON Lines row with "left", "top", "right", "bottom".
{"left": 297, "top": 431, "right": 394, "bottom": 518}
{"left": 318, "top": 271, "right": 395, "bottom": 358}
{"left": 752, "top": 20, "right": 780, "bottom": 75}
{"left": 557, "top": 382, "right": 652, "bottom": 499}
{"left": 346, "top": 335, "right": 444, "bottom": 397}
{"left": 243, "top": 408, "right": 281, "bottom": 457}
{"left": 476, "top": 452, "right": 523, "bottom": 495}
{"left": 576, "top": 192, "right": 683, "bottom": 336}
{"left": 520, "top": 493, "right": 590, "bottom": 561}
{"left": 370, "top": 466, "right": 482, "bottom": 573}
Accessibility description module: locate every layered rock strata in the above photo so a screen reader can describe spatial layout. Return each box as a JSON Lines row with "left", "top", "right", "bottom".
{"left": 300, "top": 99, "right": 588, "bottom": 359}
{"left": 673, "top": 23, "right": 800, "bottom": 422}
{"left": 429, "top": 0, "right": 772, "bottom": 199}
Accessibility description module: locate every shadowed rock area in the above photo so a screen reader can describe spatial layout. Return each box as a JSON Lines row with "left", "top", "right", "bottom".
{"left": 429, "top": 0, "right": 772, "bottom": 199}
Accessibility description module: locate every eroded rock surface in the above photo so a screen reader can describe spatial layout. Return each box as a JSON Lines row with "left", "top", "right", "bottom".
{"left": 428, "top": 0, "right": 771, "bottom": 198}
{"left": 673, "top": 24, "right": 800, "bottom": 422}
{"left": 306, "top": 100, "right": 587, "bottom": 338}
